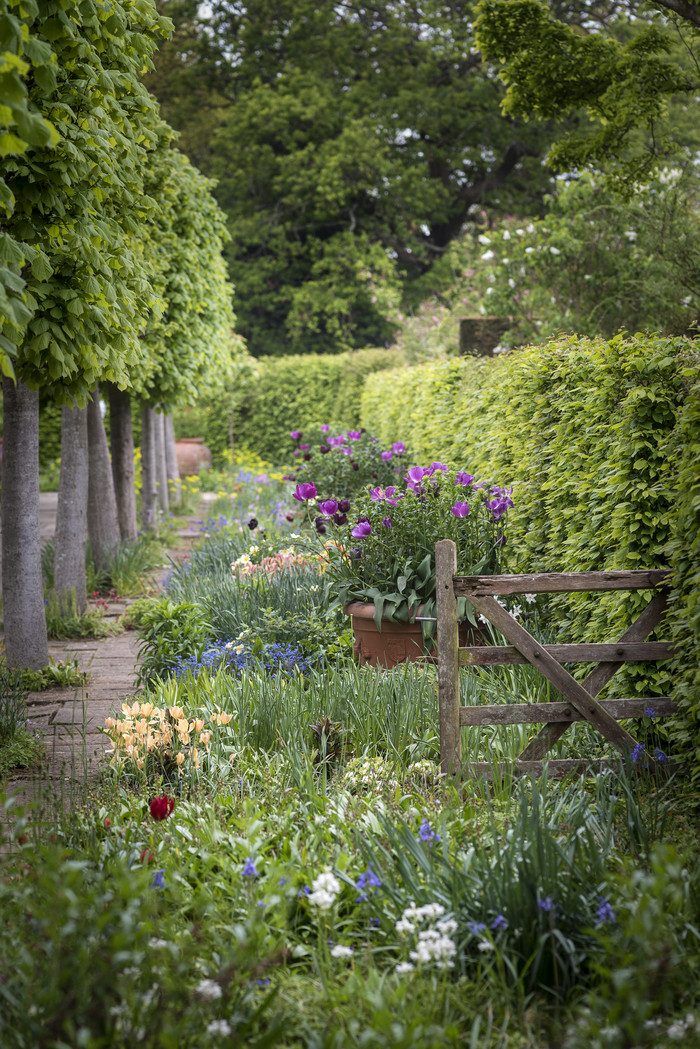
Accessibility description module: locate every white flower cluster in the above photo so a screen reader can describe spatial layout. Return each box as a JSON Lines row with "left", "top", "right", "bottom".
{"left": 207, "top": 1019, "right": 232, "bottom": 1037}
{"left": 196, "top": 978, "right": 223, "bottom": 1001}
{"left": 406, "top": 759, "right": 443, "bottom": 785}
{"left": 339, "top": 756, "right": 399, "bottom": 795}
{"left": 395, "top": 902, "right": 457, "bottom": 971}
{"left": 308, "top": 869, "right": 341, "bottom": 911}
{"left": 665, "top": 1014, "right": 699, "bottom": 1041}
{"left": 330, "top": 944, "right": 354, "bottom": 959}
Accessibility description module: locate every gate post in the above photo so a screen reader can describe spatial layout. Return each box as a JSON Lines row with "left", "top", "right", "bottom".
{"left": 436, "top": 539, "right": 460, "bottom": 777}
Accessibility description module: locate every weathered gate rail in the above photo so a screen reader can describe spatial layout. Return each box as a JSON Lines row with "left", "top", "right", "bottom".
{"left": 435, "top": 539, "right": 676, "bottom": 780}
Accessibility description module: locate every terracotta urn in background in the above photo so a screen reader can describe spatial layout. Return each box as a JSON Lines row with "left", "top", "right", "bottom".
{"left": 174, "top": 437, "right": 212, "bottom": 477}
{"left": 343, "top": 602, "right": 483, "bottom": 668}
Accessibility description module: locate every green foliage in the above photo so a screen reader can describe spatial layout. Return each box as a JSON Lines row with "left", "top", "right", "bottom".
{"left": 176, "top": 347, "right": 404, "bottom": 465}
{"left": 474, "top": 0, "right": 698, "bottom": 188}
{"left": 136, "top": 597, "right": 212, "bottom": 685}
{"left": 0, "top": 727, "right": 44, "bottom": 780}
{"left": 14, "top": 658, "right": 87, "bottom": 691}
{"left": 361, "top": 334, "right": 700, "bottom": 752}
{"left": 0, "top": 661, "right": 26, "bottom": 742}
{"left": 44, "top": 590, "right": 115, "bottom": 641}
{"left": 2, "top": 0, "right": 171, "bottom": 401}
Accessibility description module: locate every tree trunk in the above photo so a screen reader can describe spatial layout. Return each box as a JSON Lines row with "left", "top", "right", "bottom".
{"left": 154, "top": 409, "right": 169, "bottom": 513}
{"left": 140, "top": 405, "right": 158, "bottom": 532}
{"left": 107, "top": 383, "right": 138, "bottom": 541}
{"left": 86, "top": 384, "right": 121, "bottom": 573}
{"left": 54, "top": 402, "right": 88, "bottom": 614}
{"left": 1, "top": 376, "right": 49, "bottom": 669}
{"left": 164, "top": 413, "right": 182, "bottom": 507}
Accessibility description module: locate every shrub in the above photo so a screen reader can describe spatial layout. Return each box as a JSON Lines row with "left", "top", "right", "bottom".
{"left": 174, "top": 348, "right": 405, "bottom": 465}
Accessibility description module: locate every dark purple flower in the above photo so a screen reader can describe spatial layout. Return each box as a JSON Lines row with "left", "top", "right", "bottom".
{"left": 338, "top": 499, "right": 351, "bottom": 513}
{"left": 290, "top": 431, "right": 303, "bottom": 441}
{"left": 248, "top": 517, "right": 258, "bottom": 530}
{"left": 351, "top": 547, "right": 362, "bottom": 560}
{"left": 351, "top": 462, "right": 359, "bottom": 471}
{"left": 285, "top": 512, "right": 295, "bottom": 522}
{"left": 320, "top": 444, "right": 330, "bottom": 454}
{"left": 319, "top": 499, "right": 339, "bottom": 516}
{"left": 333, "top": 512, "right": 348, "bottom": 526}
{"left": 381, "top": 450, "right": 392, "bottom": 461}
{"left": 392, "top": 441, "right": 406, "bottom": 455}
{"left": 303, "top": 453, "right": 312, "bottom": 461}
{"left": 352, "top": 521, "right": 372, "bottom": 539}
{"left": 382, "top": 517, "right": 392, "bottom": 528}
{"left": 455, "top": 472, "right": 474, "bottom": 487}
{"left": 282, "top": 474, "right": 295, "bottom": 482}
{"left": 314, "top": 516, "right": 327, "bottom": 535}
{"left": 451, "top": 501, "right": 470, "bottom": 518}
{"left": 292, "top": 482, "right": 317, "bottom": 502}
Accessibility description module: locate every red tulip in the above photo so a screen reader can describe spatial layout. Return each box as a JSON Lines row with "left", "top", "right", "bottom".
{"left": 149, "top": 795, "right": 175, "bottom": 821}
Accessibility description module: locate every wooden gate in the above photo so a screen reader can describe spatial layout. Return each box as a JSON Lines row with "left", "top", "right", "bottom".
{"left": 435, "top": 539, "right": 676, "bottom": 779}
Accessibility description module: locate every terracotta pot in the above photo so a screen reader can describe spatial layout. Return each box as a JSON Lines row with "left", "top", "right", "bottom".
{"left": 343, "top": 601, "right": 483, "bottom": 669}
{"left": 174, "top": 437, "right": 212, "bottom": 477}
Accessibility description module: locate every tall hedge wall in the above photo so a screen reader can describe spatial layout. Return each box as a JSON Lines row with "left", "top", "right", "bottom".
{"left": 362, "top": 334, "right": 700, "bottom": 762}
{"left": 175, "top": 347, "right": 404, "bottom": 466}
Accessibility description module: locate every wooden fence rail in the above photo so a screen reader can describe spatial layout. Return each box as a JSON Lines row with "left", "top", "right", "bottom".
{"left": 435, "top": 540, "right": 676, "bottom": 780}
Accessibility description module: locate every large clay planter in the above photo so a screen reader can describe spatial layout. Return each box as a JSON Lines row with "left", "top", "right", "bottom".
{"left": 174, "top": 437, "right": 212, "bottom": 477}
{"left": 344, "top": 601, "right": 483, "bottom": 668}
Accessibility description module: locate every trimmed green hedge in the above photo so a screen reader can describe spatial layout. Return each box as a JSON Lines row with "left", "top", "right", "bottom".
{"left": 175, "top": 347, "right": 405, "bottom": 466}
{"left": 362, "top": 334, "right": 700, "bottom": 766}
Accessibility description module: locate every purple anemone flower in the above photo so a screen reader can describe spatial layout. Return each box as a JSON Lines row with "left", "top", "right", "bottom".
{"left": 381, "top": 450, "right": 392, "bottom": 461}
{"left": 290, "top": 430, "right": 303, "bottom": 441}
{"left": 451, "top": 501, "right": 470, "bottom": 518}
{"left": 369, "top": 487, "right": 385, "bottom": 501}
{"left": 321, "top": 424, "right": 330, "bottom": 433}
{"left": 427, "top": 461, "right": 448, "bottom": 474}
{"left": 455, "top": 472, "right": 474, "bottom": 487}
{"left": 319, "top": 499, "right": 339, "bottom": 516}
{"left": 292, "top": 482, "right": 317, "bottom": 502}
{"left": 382, "top": 517, "right": 392, "bottom": 528}
{"left": 299, "top": 444, "right": 310, "bottom": 451}
{"left": 347, "top": 430, "right": 362, "bottom": 440}
{"left": 392, "top": 441, "right": 406, "bottom": 455}
{"left": 351, "top": 521, "right": 372, "bottom": 539}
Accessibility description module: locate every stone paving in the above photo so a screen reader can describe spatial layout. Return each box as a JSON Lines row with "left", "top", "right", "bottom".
{"left": 2, "top": 493, "right": 215, "bottom": 809}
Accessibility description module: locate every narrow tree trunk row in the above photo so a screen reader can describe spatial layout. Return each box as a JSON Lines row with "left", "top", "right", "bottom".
{"left": 86, "top": 384, "right": 121, "bottom": 573}
{"left": 108, "top": 383, "right": 138, "bottom": 542}
{"left": 54, "top": 403, "right": 88, "bottom": 614}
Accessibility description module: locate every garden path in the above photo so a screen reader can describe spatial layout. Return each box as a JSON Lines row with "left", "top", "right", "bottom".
{"left": 3, "top": 493, "right": 215, "bottom": 811}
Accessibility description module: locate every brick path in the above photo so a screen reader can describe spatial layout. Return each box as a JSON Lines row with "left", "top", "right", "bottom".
{"left": 3, "top": 495, "right": 213, "bottom": 809}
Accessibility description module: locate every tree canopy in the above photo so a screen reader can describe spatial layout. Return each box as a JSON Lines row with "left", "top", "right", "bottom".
{"left": 147, "top": 0, "right": 556, "bottom": 355}
{"left": 474, "top": 0, "right": 700, "bottom": 188}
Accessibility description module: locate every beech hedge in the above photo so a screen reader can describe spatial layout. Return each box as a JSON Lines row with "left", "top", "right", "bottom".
{"left": 361, "top": 334, "right": 700, "bottom": 768}
{"left": 175, "top": 347, "right": 404, "bottom": 465}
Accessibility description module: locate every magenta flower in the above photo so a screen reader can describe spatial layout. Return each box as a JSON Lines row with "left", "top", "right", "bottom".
{"left": 427, "top": 461, "right": 448, "bottom": 474}
{"left": 406, "top": 466, "right": 426, "bottom": 484}
{"left": 329, "top": 435, "right": 345, "bottom": 447}
{"left": 321, "top": 424, "right": 330, "bottom": 433}
{"left": 452, "top": 501, "right": 470, "bottom": 517}
{"left": 382, "top": 516, "right": 392, "bottom": 528}
{"left": 290, "top": 430, "right": 303, "bottom": 440}
{"left": 351, "top": 521, "right": 372, "bottom": 539}
{"left": 369, "top": 487, "right": 385, "bottom": 501}
{"left": 292, "top": 482, "right": 317, "bottom": 502}
{"left": 319, "top": 498, "right": 338, "bottom": 516}
{"left": 347, "top": 430, "right": 362, "bottom": 440}
{"left": 455, "top": 471, "right": 474, "bottom": 486}
{"left": 392, "top": 441, "right": 406, "bottom": 455}
{"left": 299, "top": 444, "right": 310, "bottom": 451}
{"left": 381, "top": 450, "right": 392, "bottom": 460}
